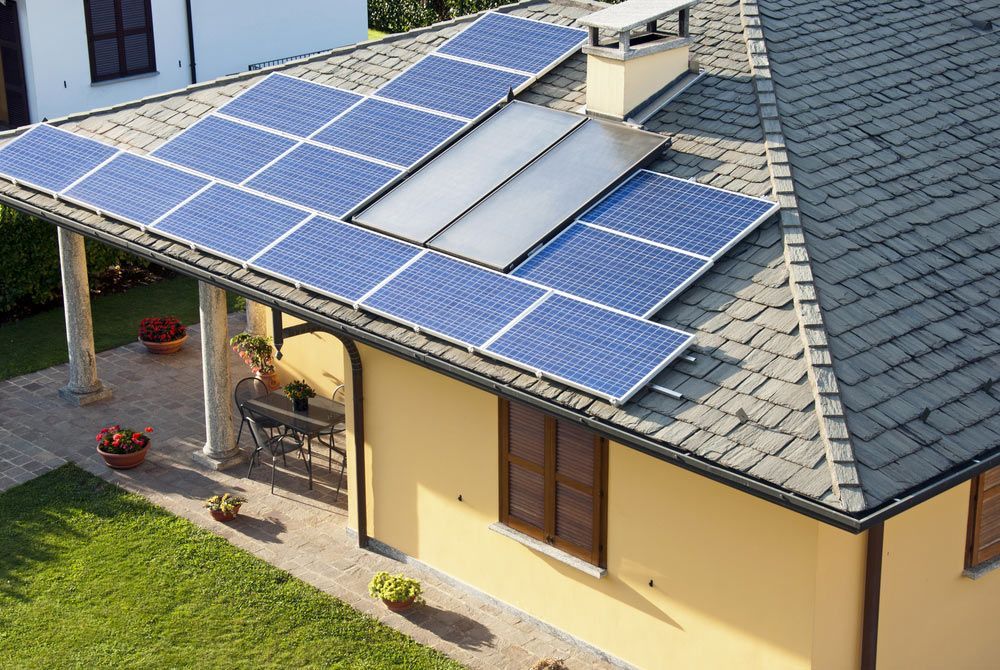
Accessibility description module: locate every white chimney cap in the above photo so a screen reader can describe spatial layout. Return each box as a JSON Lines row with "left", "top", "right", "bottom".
{"left": 579, "top": 0, "right": 701, "bottom": 33}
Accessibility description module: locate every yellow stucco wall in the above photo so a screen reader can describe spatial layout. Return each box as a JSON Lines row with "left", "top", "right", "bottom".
{"left": 305, "top": 343, "right": 867, "bottom": 670}
{"left": 878, "top": 481, "right": 1000, "bottom": 669}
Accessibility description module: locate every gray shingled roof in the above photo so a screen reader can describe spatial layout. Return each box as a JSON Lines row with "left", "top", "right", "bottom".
{"left": 756, "top": 0, "right": 1000, "bottom": 507}
{"left": 1, "top": 0, "right": 994, "bottom": 522}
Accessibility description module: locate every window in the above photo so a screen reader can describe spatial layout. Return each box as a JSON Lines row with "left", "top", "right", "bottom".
{"left": 967, "top": 466, "right": 1000, "bottom": 569}
{"left": 499, "top": 398, "right": 607, "bottom": 566}
{"left": 83, "top": 0, "right": 155, "bottom": 82}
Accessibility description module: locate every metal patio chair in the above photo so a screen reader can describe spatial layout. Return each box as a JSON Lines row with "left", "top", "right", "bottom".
{"left": 245, "top": 407, "right": 312, "bottom": 493}
{"left": 234, "top": 376, "right": 281, "bottom": 445}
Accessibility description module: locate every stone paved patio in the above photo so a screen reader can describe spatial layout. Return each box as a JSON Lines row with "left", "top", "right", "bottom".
{"left": 0, "top": 314, "right": 614, "bottom": 670}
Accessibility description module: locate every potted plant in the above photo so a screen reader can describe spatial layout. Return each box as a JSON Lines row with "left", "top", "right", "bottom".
{"left": 230, "top": 332, "right": 278, "bottom": 389}
{"left": 138, "top": 316, "right": 187, "bottom": 354}
{"left": 204, "top": 493, "right": 246, "bottom": 522}
{"left": 284, "top": 379, "right": 315, "bottom": 412}
{"left": 96, "top": 424, "right": 153, "bottom": 469}
{"left": 530, "top": 660, "right": 569, "bottom": 670}
{"left": 368, "top": 571, "right": 423, "bottom": 612}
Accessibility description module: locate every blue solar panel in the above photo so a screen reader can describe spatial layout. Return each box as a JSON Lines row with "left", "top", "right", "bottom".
{"left": 152, "top": 116, "right": 296, "bottom": 183}
{"left": 152, "top": 184, "right": 309, "bottom": 260}
{"left": 218, "top": 74, "right": 363, "bottom": 138}
{"left": 313, "top": 99, "right": 465, "bottom": 167}
{"left": 377, "top": 56, "right": 529, "bottom": 120}
{"left": 362, "top": 252, "right": 546, "bottom": 347}
{"left": 254, "top": 216, "right": 421, "bottom": 302}
{"left": 485, "top": 294, "right": 693, "bottom": 402}
{"left": 246, "top": 144, "right": 400, "bottom": 217}
{"left": 512, "top": 224, "right": 709, "bottom": 316}
{"left": 64, "top": 153, "right": 208, "bottom": 225}
{"left": 0, "top": 125, "right": 118, "bottom": 192}
{"left": 438, "top": 13, "right": 585, "bottom": 74}
{"left": 579, "top": 171, "right": 777, "bottom": 259}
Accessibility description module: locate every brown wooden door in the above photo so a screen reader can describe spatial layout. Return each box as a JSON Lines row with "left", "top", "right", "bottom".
{"left": 0, "top": 0, "right": 29, "bottom": 127}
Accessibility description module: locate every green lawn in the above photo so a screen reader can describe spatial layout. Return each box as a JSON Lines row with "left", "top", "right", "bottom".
{"left": 368, "top": 28, "right": 388, "bottom": 40}
{"left": 0, "top": 275, "right": 241, "bottom": 381}
{"left": 0, "top": 465, "right": 463, "bottom": 669}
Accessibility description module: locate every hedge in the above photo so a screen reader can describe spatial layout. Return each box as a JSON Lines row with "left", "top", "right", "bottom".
{"left": 368, "top": 0, "right": 513, "bottom": 33}
{"left": 0, "top": 206, "right": 141, "bottom": 317}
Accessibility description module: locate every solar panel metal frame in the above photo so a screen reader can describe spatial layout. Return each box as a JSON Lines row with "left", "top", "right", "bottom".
{"left": 60, "top": 152, "right": 212, "bottom": 228}
{"left": 578, "top": 169, "right": 780, "bottom": 262}
{"left": 0, "top": 124, "right": 121, "bottom": 195}
{"left": 373, "top": 54, "right": 531, "bottom": 121}
{"left": 147, "top": 183, "right": 314, "bottom": 266}
{"left": 217, "top": 72, "right": 365, "bottom": 138}
{"left": 357, "top": 250, "right": 550, "bottom": 351}
{"left": 435, "top": 11, "right": 586, "bottom": 75}
{"left": 482, "top": 294, "right": 696, "bottom": 404}
{"left": 244, "top": 142, "right": 403, "bottom": 218}
{"left": 150, "top": 115, "right": 298, "bottom": 184}
{"left": 247, "top": 216, "right": 424, "bottom": 306}
{"left": 311, "top": 98, "right": 468, "bottom": 168}
{"left": 512, "top": 221, "right": 713, "bottom": 318}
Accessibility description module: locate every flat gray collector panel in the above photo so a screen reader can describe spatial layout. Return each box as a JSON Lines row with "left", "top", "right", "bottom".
{"left": 354, "top": 102, "right": 583, "bottom": 243}
{"left": 429, "top": 119, "right": 667, "bottom": 271}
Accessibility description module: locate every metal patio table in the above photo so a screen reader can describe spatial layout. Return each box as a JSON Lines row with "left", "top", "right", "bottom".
{"left": 242, "top": 392, "right": 346, "bottom": 490}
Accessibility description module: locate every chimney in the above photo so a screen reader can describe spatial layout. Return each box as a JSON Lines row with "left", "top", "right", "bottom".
{"left": 579, "top": 0, "right": 702, "bottom": 121}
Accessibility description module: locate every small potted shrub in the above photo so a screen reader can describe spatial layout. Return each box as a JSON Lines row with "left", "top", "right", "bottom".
{"left": 368, "top": 571, "right": 423, "bottom": 612}
{"left": 230, "top": 332, "right": 279, "bottom": 389}
{"left": 96, "top": 424, "right": 153, "bottom": 469}
{"left": 138, "top": 316, "right": 187, "bottom": 354}
{"left": 284, "top": 379, "right": 315, "bottom": 412}
{"left": 204, "top": 493, "right": 246, "bottom": 522}
{"left": 531, "top": 660, "right": 569, "bottom": 670}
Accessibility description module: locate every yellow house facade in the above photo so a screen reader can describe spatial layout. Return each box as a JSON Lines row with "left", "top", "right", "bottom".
{"left": 265, "top": 330, "right": 1000, "bottom": 670}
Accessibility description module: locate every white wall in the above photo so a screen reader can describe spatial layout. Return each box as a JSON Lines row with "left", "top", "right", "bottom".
{"left": 17, "top": 0, "right": 190, "bottom": 123}
{"left": 192, "top": 0, "right": 368, "bottom": 81}
{"left": 16, "top": 0, "right": 367, "bottom": 124}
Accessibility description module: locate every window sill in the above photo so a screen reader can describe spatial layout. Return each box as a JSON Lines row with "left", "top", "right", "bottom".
{"left": 963, "top": 556, "right": 1000, "bottom": 580}
{"left": 488, "top": 523, "right": 606, "bottom": 579}
{"left": 91, "top": 71, "right": 159, "bottom": 87}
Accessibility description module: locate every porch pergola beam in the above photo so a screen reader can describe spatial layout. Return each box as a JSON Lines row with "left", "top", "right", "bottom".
{"left": 57, "top": 228, "right": 112, "bottom": 405}
{"left": 192, "top": 281, "right": 241, "bottom": 470}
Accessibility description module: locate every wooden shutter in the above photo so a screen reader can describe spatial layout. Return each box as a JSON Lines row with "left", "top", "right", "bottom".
{"left": 499, "top": 398, "right": 607, "bottom": 566}
{"left": 500, "top": 400, "right": 547, "bottom": 541}
{"left": 552, "top": 420, "right": 604, "bottom": 564}
{"left": 84, "top": 0, "right": 155, "bottom": 82}
{"left": 967, "top": 466, "right": 1000, "bottom": 568}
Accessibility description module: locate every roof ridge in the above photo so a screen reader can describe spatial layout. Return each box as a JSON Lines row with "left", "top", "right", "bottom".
{"left": 739, "top": 0, "right": 866, "bottom": 512}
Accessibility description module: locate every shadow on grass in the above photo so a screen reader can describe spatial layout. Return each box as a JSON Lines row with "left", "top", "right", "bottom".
{"left": 0, "top": 464, "right": 162, "bottom": 601}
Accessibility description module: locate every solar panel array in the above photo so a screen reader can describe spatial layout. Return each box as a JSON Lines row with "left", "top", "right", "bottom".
{"left": 0, "top": 14, "right": 779, "bottom": 406}
{"left": 511, "top": 170, "right": 778, "bottom": 317}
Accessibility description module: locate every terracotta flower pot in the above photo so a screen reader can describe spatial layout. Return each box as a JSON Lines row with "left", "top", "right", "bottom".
{"left": 382, "top": 596, "right": 416, "bottom": 612}
{"left": 97, "top": 444, "right": 150, "bottom": 469}
{"left": 140, "top": 334, "right": 188, "bottom": 355}
{"left": 256, "top": 371, "right": 281, "bottom": 391}
{"left": 210, "top": 505, "right": 241, "bottom": 522}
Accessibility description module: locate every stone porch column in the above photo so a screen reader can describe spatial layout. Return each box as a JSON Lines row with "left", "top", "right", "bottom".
{"left": 57, "top": 228, "right": 112, "bottom": 405}
{"left": 245, "top": 299, "right": 268, "bottom": 336}
{"left": 192, "top": 282, "right": 241, "bottom": 470}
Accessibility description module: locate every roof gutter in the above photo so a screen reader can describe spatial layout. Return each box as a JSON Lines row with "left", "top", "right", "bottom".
{"left": 2, "top": 195, "right": 992, "bottom": 534}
